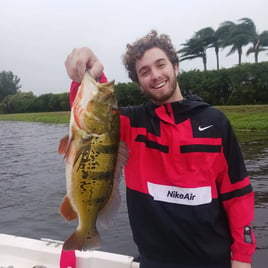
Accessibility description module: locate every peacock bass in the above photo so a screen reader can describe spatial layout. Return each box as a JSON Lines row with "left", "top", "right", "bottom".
{"left": 58, "top": 71, "right": 127, "bottom": 251}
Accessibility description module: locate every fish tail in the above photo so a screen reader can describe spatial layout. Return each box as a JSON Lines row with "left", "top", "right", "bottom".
{"left": 63, "top": 230, "right": 102, "bottom": 251}
{"left": 82, "top": 230, "right": 102, "bottom": 251}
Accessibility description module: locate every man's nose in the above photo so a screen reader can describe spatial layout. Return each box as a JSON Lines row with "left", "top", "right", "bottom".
{"left": 151, "top": 67, "right": 161, "bottom": 79}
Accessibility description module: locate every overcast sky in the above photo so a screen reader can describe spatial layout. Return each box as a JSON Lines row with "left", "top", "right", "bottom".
{"left": 1, "top": 0, "right": 268, "bottom": 95}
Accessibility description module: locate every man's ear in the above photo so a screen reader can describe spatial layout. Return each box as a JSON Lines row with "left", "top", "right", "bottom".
{"left": 174, "top": 64, "right": 179, "bottom": 77}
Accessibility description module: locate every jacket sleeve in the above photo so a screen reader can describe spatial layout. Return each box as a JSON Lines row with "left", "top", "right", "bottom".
{"left": 218, "top": 118, "right": 256, "bottom": 263}
{"left": 69, "top": 73, "right": 108, "bottom": 107}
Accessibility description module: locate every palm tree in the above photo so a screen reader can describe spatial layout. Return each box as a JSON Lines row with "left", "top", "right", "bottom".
{"left": 216, "top": 18, "right": 255, "bottom": 65}
{"left": 207, "top": 29, "right": 221, "bottom": 70}
{"left": 237, "top": 18, "right": 268, "bottom": 63}
{"left": 246, "top": 24, "right": 268, "bottom": 62}
{"left": 178, "top": 27, "right": 215, "bottom": 71}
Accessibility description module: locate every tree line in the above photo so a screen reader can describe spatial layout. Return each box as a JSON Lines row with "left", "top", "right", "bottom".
{"left": 179, "top": 62, "right": 268, "bottom": 105}
{"left": 0, "top": 71, "right": 69, "bottom": 113}
{"left": 178, "top": 17, "right": 268, "bottom": 71}
{"left": 0, "top": 61, "right": 268, "bottom": 114}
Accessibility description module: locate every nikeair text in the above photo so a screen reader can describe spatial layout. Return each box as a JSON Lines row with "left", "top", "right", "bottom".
{"left": 167, "top": 191, "right": 196, "bottom": 200}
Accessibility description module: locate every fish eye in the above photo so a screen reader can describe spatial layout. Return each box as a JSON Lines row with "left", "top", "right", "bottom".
{"left": 110, "top": 105, "right": 118, "bottom": 114}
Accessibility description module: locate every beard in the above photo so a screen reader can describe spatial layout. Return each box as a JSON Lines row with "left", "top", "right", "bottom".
{"left": 143, "top": 71, "right": 178, "bottom": 105}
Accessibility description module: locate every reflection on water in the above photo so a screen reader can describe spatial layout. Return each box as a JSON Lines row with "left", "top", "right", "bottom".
{"left": 0, "top": 122, "right": 267, "bottom": 265}
{"left": 239, "top": 132, "right": 268, "bottom": 206}
{"left": 237, "top": 131, "right": 268, "bottom": 256}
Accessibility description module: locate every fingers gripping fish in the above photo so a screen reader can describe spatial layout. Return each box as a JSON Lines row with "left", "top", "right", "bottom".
{"left": 58, "top": 71, "right": 128, "bottom": 251}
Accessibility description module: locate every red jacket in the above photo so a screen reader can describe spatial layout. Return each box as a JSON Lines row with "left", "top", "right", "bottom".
{"left": 120, "top": 100, "right": 256, "bottom": 266}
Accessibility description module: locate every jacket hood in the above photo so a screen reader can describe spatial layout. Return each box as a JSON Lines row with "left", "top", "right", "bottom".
{"left": 148, "top": 95, "right": 210, "bottom": 124}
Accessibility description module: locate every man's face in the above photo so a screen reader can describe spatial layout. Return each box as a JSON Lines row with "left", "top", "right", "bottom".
{"left": 135, "top": 47, "right": 181, "bottom": 105}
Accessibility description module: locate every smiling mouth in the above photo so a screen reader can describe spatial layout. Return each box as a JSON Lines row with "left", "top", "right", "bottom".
{"left": 152, "top": 80, "right": 167, "bottom": 89}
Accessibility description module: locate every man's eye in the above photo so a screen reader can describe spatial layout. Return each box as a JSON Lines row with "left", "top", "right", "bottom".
{"left": 142, "top": 70, "right": 149, "bottom": 76}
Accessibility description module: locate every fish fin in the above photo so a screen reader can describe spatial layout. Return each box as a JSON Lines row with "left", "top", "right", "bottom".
{"left": 58, "top": 134, "right": 74, "bottom": 162}
{"left": 63, "top": 230, "right": 101, "bottom": 251}
{"left": 73, "top": 143, "right": 91, "bottom": 167}
{"left": 82, "top": 230, "right": 102, "bottom": 251}
{"left": 98, "top": 141, "right": 129, "bottom": 228}
{"left": 58, "top": 135, "right": 69, "bottom": 154}
{"left": 59, "top": 195, "right": 78, "bottom": 221}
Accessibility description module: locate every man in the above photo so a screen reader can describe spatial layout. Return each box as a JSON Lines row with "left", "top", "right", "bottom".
{"left": 65, "top": 30, "right": 256, "bottom": 268}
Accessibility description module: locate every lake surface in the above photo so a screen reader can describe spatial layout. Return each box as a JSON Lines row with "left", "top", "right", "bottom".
{"left": 0, "top": 121, "right": 267, "bottom": 266}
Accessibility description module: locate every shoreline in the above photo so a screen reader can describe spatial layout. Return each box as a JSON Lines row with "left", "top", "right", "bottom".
{"left": 0, "top": 104, "right": 267, "bottom": 131}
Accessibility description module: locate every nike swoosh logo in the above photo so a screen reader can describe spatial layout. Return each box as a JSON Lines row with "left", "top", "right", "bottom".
{"left": 198, "top": 125, "right": 213, "bottom": 131}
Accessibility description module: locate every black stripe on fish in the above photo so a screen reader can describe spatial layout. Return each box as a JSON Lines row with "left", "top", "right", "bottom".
{"left": 75, "top": 144, "right": 118, "bottom": 172}
{"left": 91, "top": 143, "right": 119, "bottom": 154}
{"left": 80, "top": 171, "right": 114, "bottom": 182}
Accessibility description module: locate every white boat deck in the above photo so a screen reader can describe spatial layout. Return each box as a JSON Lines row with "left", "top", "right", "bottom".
{"left": 0, "top": 234, "right": 140, "bottom": 268}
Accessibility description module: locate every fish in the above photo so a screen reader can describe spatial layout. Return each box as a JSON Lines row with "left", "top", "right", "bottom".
{"left": 58, "top": 71, "right": 127, "bottom": 251}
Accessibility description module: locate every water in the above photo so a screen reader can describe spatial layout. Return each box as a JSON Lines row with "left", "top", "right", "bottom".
{"left": 0, "top": 121, "right": 138, "bottom": 257}
{"left": 0, "top": 121, "right": 267, "bottom": 266}
{"left": 239, "top": 132, "right": 268, "bottom": 264}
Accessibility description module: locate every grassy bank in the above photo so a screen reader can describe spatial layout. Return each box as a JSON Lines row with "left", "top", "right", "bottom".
{"left": 0, "top": 111, "right": 70, "bottom": 124}
{"left": 216, "top": 105, "right": 268, "bottom": 131}
{"left": 0, "top": 105, "right": 267, "bottom": 131}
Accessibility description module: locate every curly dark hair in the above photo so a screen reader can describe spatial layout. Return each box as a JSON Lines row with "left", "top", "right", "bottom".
{"left": 122, "top": 30, "right": 179, "bottom": 83}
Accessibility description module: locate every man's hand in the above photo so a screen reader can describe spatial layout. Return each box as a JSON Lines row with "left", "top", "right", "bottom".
{"left": 65, "top": 47, "right": 104, "bottom": 82}
{"left": 232, "top": 260, "right": 251, "bottom": 268}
